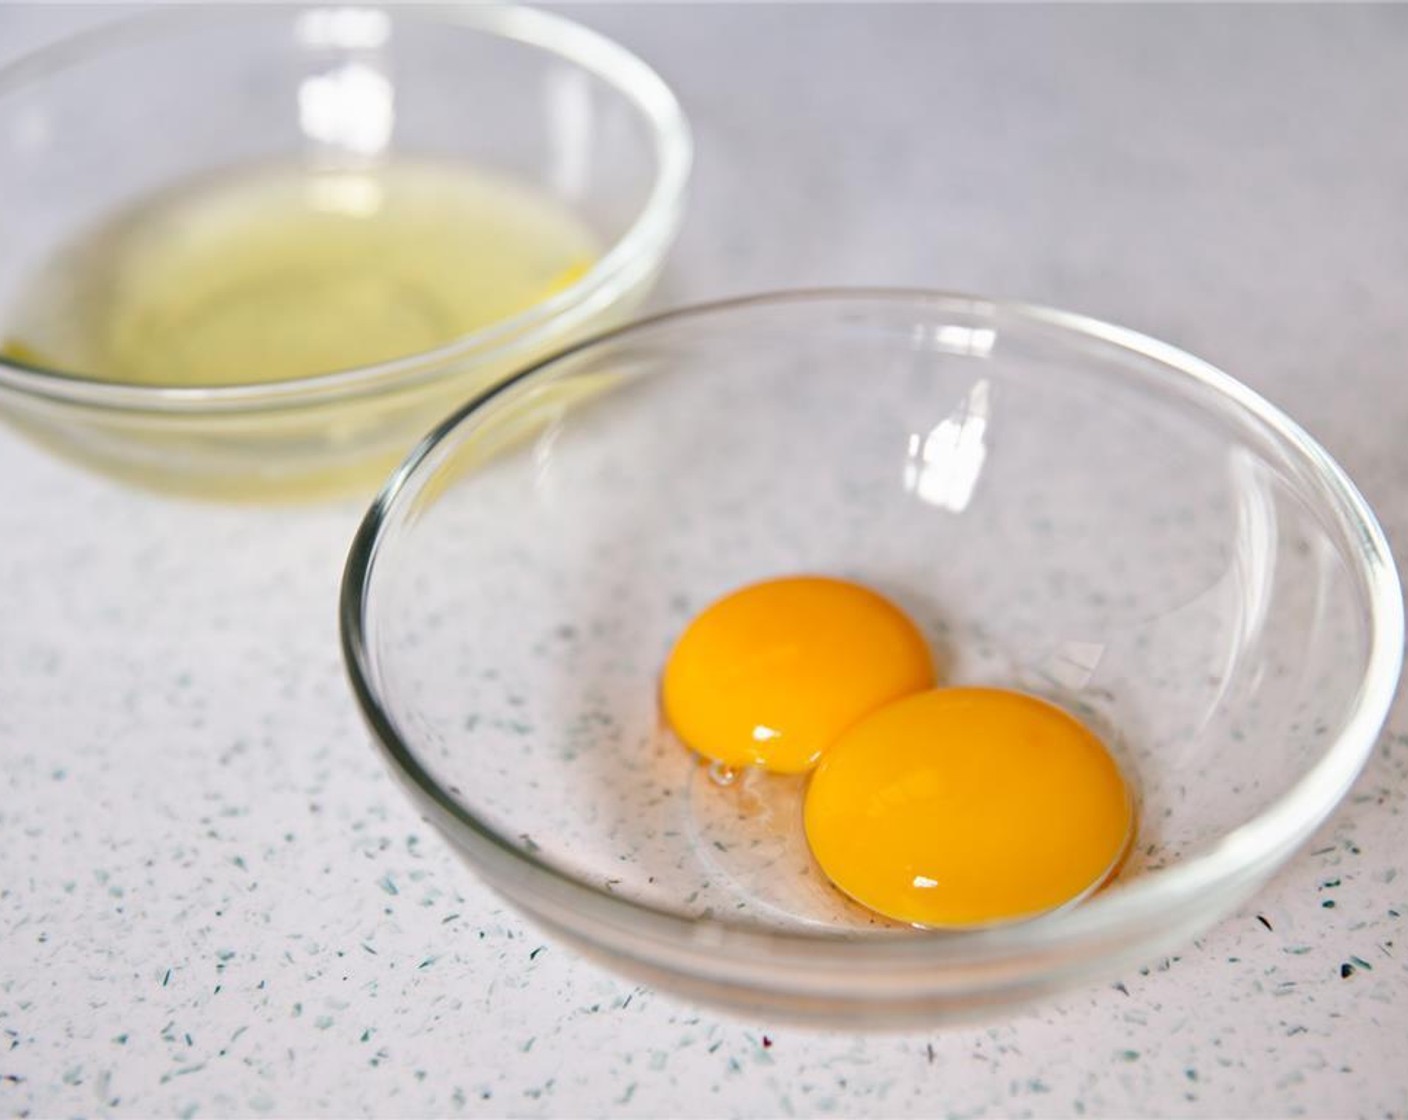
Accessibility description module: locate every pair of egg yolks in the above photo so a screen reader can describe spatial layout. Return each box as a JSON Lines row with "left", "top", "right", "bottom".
{"left": 660, "top": 576, "right": 1134, "bottom": 928}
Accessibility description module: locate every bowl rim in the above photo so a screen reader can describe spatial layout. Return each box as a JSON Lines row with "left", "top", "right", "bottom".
{"left": 340, "top": 287, "right": 1404, "bottom": 975}
{"left": 0, "top": 3, "right": 692, "bottom": 414}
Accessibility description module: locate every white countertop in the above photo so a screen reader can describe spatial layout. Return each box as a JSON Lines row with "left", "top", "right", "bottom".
{"left": 3, "top": 4, "right": 1407, "bottom": 1116}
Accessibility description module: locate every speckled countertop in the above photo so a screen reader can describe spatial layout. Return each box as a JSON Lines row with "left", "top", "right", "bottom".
{"left": 3, "top": 4, "right": 1407, "bottom": 1117}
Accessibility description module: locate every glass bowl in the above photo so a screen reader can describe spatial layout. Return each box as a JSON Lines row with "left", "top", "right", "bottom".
{"left": 0, "top": 5, "right": 689, "bottom": 499}
{"left": 341, "top": 290, "right": 1403, "bottom": 1025}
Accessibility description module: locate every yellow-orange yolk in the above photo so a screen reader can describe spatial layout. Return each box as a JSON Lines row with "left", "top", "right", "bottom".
{"left": 805, "top": 688, "right": 1133, "bottom": 927}
{"left": 661, "top": 576, "right": 935, "bottom": 773}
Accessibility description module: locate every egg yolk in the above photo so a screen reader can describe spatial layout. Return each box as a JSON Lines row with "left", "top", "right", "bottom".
{"left": 804, "top": 688, "right": 1133, "bottom": 927}
{"left": 661, "top": 576, "right": 935, "bottom": 773}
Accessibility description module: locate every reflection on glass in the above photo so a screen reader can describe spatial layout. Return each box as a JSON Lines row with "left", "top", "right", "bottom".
{"left": 305, "top": 173, "right": 384, "bottom": 216}
{"left": 1198, "top": 447, "right": 1279, "bottom": 724}
{"left": 911, "top": 323, "right": 997, "bottom": 357}
{"left": 1227, "top": 448, "right": 1278, "bottom": 658}
{"left": 546, "top": 70, "right": 594, "bottom": 200}
{"left": 296, "top": 8, "right": 391, "bottom": 49}
{"left": 904, "top": 378, "right": 991, "bottom": 513}
{"left": 298, "top": 61, "right": 394, "bottom": 155}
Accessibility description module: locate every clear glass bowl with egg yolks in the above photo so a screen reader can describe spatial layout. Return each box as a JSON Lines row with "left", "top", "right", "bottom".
{"left": 0, "top": 5, "right": 689, "bottom": 499}
{"left": 341, "top": 290, "right": 1402, "bottom": 1026}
